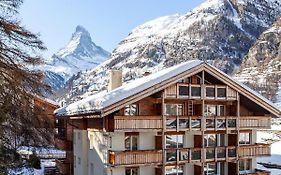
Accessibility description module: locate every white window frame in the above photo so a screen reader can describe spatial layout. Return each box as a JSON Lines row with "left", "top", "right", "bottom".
{"left": 125, "top": 135, "right": 139, "bottom": 150}
{"left": 239, "top": 132, "right": 251, "bottom": 145}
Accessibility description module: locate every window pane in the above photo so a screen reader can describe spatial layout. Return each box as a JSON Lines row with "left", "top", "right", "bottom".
{"left": 179, "top": 86, "right": 189, "bottom": 96}
{"left": 165, "top": 104, "right": 177, "bottom": 115}
{"left": 239, "top": 133, "right": 250, "bottom": 145}
{"left": 217, "top": 119, "right": 226, "bottom": 128}
{"left": 179, "top": 119, "right": 189, "bottom": 129}
{"left": 206, "top": 119, "right": 215, "bottom": 128}
{"left": 204, "top": 134, "right": 216, "bottom": 147}
{"left": 166, "top": 118, "right": 177, "bottom": 129}
{"left": 219, "top": 106, "right": 225, "bottom": 116}
{"left": 191, "top": 87, "right": 201, "bottom": 97}
{"left": 125, "top": 136, "right": 131, "bottom": 150}
{"left": 132, "top": 136, "right": 138, "bottom": 150}
{"left": 166, "top": 135, "right": 177, "bottom": 149}
{"left": 217, "top": 88, "right": 226, "bottom": 98}
{"left": 125, "top": 104, "right": 138, "bottom": 116}
{"left": 228, "top": 119, "right": 236, "bottom": 128}
{"left": 166, "top": 150, "right": 176, "bottom": 162}
{"left": 205, "top": 105, "right": 217, "bottom": 116}
{"left": 206, "top": 87, "right": 215, "bottom": 97}
{"left": 191, "top": 119, "right": 201, "bottom": 128}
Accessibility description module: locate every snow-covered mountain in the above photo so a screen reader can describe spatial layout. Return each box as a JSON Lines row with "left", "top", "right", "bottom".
{"left": 235, "top": 18, "right": 281, "bottom": 107}
{"left": 43, "top": 25, "right": 109, "bottom": 91}
{"left": 62, "top": 0, "right": 281, "bottom": 103}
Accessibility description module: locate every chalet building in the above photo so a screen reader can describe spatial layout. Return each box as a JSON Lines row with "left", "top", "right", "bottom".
{"left": 54, "top": 60, "right": 280, "bottom": 175}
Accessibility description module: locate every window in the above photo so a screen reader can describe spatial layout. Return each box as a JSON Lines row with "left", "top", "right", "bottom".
{"left": 166, "top": 165, "right": 183, "bottom": 175}
{"left": 78, "top": 157, "right": 81, "bottom": 165}
{"left": 125, "top": 135, "right": 138, "bottom": 150}
{"left": 206, "top": 87, "right": 215, "bottom": 98}
{"left": 204, "top": 134, "right": 216, "bottom": 147}
{"left": 204, "top": 163, "right": 224, "bottom": 175}
{"left": 205, "top": 105, "right": 225, "bottom": 116}
{"left": 90, "top": 163, "right": 94, "bottom": 175}
{"left": 239, "top": 133, "right": 251, "bottom": 145}
{"left": 77, "top": 132, "right": 81, "bottom": 140}
{"left": 125, "top": 167, "right": 139, "bottom": 175}
{"left": 217, "top": 88, "right": 226, "bottom": 98}
{"left": 165, "top": 104, "right": 183, "bottom": 116}
{"left": 191, "top": 86, "right": 201, "bottom": 97}
{"left": 179, "top": 86, "right": 189, "bottom": 96}
{"left": 239, "top": 159, "right": 251, "bottom": 172}
{"left": 125, "top": 104, "right": 138, "bottom": 116}
{"left": 166, "top": 135, "right": 183, "bottom": 149}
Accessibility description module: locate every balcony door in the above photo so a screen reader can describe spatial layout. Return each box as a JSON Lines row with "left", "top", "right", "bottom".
{"left": 125, "top": 133, "right": 138, "bottom": 151}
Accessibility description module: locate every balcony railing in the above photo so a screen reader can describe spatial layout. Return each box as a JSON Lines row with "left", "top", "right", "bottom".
{"left": 114, "top": 116, "right": 271, "bottom": 131}
{"left": 108, "top": 150, "right": 162, "bottom": 166}
{"left": 108, "top": 144, "right": 269, "bottom": 166}
{"left": 239, "top": 116, "right": 271, "bottom": 129}
{"left": 239, "top": 144, "right": 271, "bottom": 157}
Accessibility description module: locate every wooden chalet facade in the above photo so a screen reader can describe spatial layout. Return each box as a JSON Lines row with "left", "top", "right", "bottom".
{"left": 55, "top": 60, "right": 280, "bottom": 175}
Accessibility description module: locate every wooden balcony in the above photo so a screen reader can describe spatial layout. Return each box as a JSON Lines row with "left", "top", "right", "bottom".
{"left": 239, "top": 116, "right": 271, "bottom": 129}
{"left": 108, "top": 150, "right": 162, "bottom": 166}
{"left": 239, "top": 144, "right": 270, "bottom": 157}
{"left": 114, "top": 115, "right": 270, "bottom": 131}
{"left": 114, "top": 116, "right": 162, "bottom": 131}
{"left": 109, "top": 144, "right": 270, "bottom": 166}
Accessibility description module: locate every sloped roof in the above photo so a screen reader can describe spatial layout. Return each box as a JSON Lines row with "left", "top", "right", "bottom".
{"left": 55, "top": 60, "right": 281, "bottom": 117}
{"left": 55, "top": 60, "right": 203, "bottom": 116}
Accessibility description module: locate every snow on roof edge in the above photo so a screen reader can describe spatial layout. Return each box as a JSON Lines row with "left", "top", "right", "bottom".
{"left": 55, "top": 60, "right": 203, "bottom": 117}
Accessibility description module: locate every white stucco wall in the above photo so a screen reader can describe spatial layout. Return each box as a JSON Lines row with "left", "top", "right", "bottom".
{"left": 252, "top": 129, "right": 257, "bottom": 144}
{"left": 139, "top": 132, "right": 157, "bottom": 150}
{"left": 111, "top": 167, "right": 125, "bottom": 175}
{"left": 73, "top": 129, "right": 89, "bottom": 175}
{"left": 88, "top": 131, "right": 107, "bottom": 175}
{"left": 185, "top": 163, "right": 194, "bottom": 175}
{"left": 184, "top": 131, "right": 195, "bottom": 148}
{"left": 111, "top": 132, "right": 125, "bottom": 151}
{"left": 140, "top": 166, "right": 155, "bottom": 175}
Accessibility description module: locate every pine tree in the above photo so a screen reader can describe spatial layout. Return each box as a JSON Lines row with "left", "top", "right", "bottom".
{"left": 0, "top": 0, "right": 52, "bottom": 173}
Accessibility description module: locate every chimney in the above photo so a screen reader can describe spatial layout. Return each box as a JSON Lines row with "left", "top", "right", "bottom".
{"left": 108, "top": 70, "right": 122, "bottom": 91}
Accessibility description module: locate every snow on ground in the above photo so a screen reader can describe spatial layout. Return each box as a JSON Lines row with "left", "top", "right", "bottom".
{"left": 9, "top": 159, "right": 55, "bottom": 175}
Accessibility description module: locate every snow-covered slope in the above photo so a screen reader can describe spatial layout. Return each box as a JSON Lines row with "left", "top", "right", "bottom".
{"left": 63, "top": 0, "right": 281, "bottom": 103}
{"left": 43, "top": 25, "right": 109, "bottom": 91}
{"left": 235, "top": 18, "right": 281, "bottom": 106}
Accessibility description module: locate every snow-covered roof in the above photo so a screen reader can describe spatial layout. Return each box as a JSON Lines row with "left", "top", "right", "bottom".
{"left": 55, "top": 60, "right": 203, "bottom": 116}
{"left": 55, "top": 59, "right": 281, "bottom": 117}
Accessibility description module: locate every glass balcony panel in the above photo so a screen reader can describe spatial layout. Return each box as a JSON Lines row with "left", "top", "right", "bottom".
{"left": 217, "top": 119, "right": 226, "bottom": 128}
{"left": 166, "top": 150, "right": 177, "bottom": 162}
{"left": 228, "top": 148, "right": 236, "bottom": 158}
{"left": 206, "top": 119, "right": 215, "bottom": 128}
{"left": 206, "top": 87, "right": 215, "bottom": 98}
{"left": 217, "top": 88, "right": 226, "bottom": 98}
{"left": 179, "top": 86, "right": 189, "bottom": 97}
{"left": 228, "top": 119, "right": 237, "bottom": 128}
{"left": 166, "top": 118, "right": 177, "bottom": 130}
{"left": 191, "top": 149, "right": 201, "bottom": 160}
{"left": 179, "top": 119, "right": 189, "bottom": 129}
{"left": 191, "top": 119, "right": 201, "bottom": 129}
{"left": 206, "top": 149, "right": 215, "bottom": 159}
{"left": 217, "top": 149, "right": 226, "bottom": 159}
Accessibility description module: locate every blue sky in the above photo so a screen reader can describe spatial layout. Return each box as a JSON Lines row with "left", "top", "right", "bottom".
{"left": 20, "top": 0, "right": 205, "bottom": 58}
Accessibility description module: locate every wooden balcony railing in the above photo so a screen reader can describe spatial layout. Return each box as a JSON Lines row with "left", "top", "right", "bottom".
{"left": 239, "top": 116, "right": 271, "bottom": 129}
{"left": 114, "top": 116, "right": 271, "bottom": 131}
{"left": 108, "top": 150, "right": 162, "bottom": 166}
{"left": 109, "top": 144, "right": 270, "bottom": 166}
{"left": 239, "top": 144, "right": 271, "bottom": 157}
